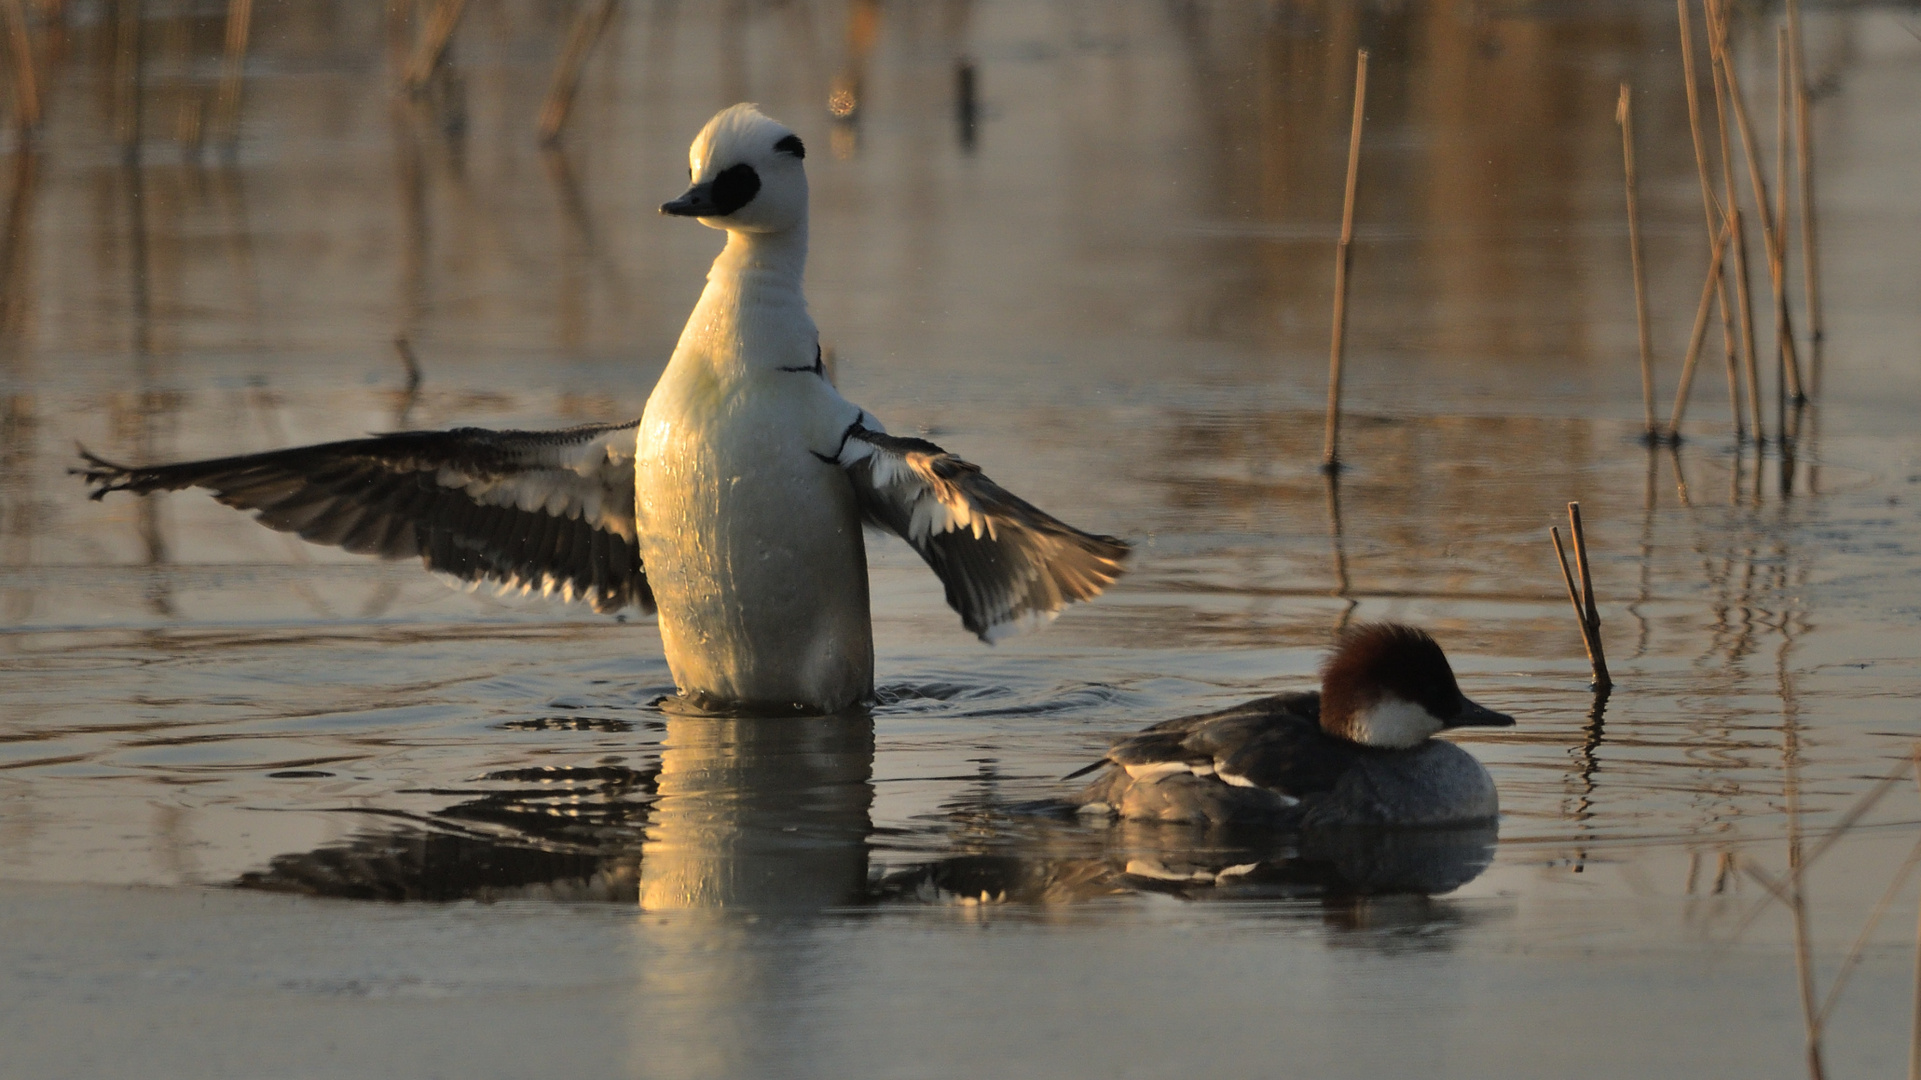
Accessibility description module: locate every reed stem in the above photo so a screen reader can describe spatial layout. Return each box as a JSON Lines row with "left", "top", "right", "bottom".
{"left": 1550, "top": 502, "right": 1610, "bottom": 691}
{"left": 1668, "top": 220, "right": 1733, "bottom": 438}
{"left": 1704, "top": 1, "right": 1764, "bottom": 442}
{"left": 1678, "top": 0, "right": 1744, "bottom": 439}
{"left": 0, "top": 0, "right": 36, "bottom": 135}
{"left": 1787, "top": 0, "right": 1823, "bottom": 353}
{"left": 1715, "top": 3, "right": 1805, "bottom": 407}
{"left": 537, "top": 0, "right": 617, "bottom": 145}
{"left": 1618, "top": 84, "right": 1657, "bottom": 440}
{"left": 404, "top": 0, "right": 468, "bottom": 93}
{"left": 213, "top": 0, "right": 252, "bottom": 146}
{"left": 1322, "top": 49, "right": 1367, "bottom": 472}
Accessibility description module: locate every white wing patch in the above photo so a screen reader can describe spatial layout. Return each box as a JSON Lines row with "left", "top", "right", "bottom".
{"left": 834, "top": 425, "right": 1129, "bottom": 641}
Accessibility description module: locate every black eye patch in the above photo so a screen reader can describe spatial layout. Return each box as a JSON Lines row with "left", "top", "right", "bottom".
{"left": 710, "top": 163, "right": 761, "bottom": 215}
{"left": 774, "top": 134, "right": 805, "bottom": 158}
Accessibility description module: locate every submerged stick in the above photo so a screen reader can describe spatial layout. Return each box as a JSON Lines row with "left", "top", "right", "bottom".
{"left": 1322, "top": 49, "right": 1367, "bottom": 472}
{"left": 1668, "top": 220, "right": 1734, "bottom": 438}
{"left": 1618, "top": 84, "right": 1658, "bottom": 440}
{"left": 1550, "top": 502, "right": 1611, "bottom": 692}
{"left": 537, "top": 0, "right": 617, "bottom": 145}
{"left": 1678, "top": 0, "right": 1743, "bottom": 439}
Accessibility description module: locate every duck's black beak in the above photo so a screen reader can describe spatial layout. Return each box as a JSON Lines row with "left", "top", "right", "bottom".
{"left": 660, "top": 182, "right": 717, "bottom": 217}
{"left": 1445, "top": 697, "right": 1515, "bottom": 729}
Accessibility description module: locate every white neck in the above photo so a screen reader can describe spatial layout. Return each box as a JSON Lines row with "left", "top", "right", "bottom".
{"left": 675, "top": 224, "right": 815, "bottom": 382}
{"left": 1348, "top": 697, "right": 1445, "bottom": 750}
{"left": 710, "top": 223, "right": 809, "bottom": 287}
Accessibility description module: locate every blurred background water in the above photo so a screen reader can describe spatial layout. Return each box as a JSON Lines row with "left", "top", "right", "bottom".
{"left": 3, "top": 1, "right": 1921, "bottom": 1077}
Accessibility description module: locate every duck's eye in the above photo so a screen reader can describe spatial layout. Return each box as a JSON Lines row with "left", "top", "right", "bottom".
{"left": 774, "top": 134, "right": 805, "bottom": 159}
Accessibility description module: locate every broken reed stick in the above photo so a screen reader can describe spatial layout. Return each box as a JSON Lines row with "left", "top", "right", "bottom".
{"left": 537, "top": 0, "right": 617, "bottom": 145}
{"left": 403, "top": 0, "right": 469, "bottom": 92}
{"left": 213, "top": 0, "right": 253, "bottom": 145}
{"left": 1677, "top": 0, "right": 1745, "bottom": 439}
{"left": 1786, "top": 0, "right": 1823, "bottom": 351}
{"left": 1704, "top": 2, "right": 1764, "bottom": 443}
{"left": 1618, "top": 84, "right": 1658, "bottom": 441}
{"left": 0, "top": 0, "right": 35, "bottom": 134}
{"left": 1667, "top": 219, "right": 1734, "bottom": 438}
{"left": 1711, "top": 2, "right": 1806, "bottom": 407}
{"left": 1775, "top": 27, "right": 1795, "bottom": 434}
{"left": 1550, "top": 502, "right": 1611, "bottom": 692}
{"left": 1322, "top": 48, "right": 1367, "bottom": 473}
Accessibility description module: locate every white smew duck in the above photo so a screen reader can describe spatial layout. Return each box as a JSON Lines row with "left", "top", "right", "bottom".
{"left": 79, "top": 104, "right": 1128, "bottom": 714}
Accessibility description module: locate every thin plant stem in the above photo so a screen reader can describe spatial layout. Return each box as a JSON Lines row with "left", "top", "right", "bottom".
{"left": 1714, "top": 2, "right": 1805, "bottom": 406}
{"left": 1618, "top": 84, "right": 1657, "bottom": 439}
{"left": 1322, "top": 49, "right": 1367, "bottom": 471}
{"left": 1678, "top": 0, "right": 1744, "bottom": 438}
{"left": 404, "top": 0, "right": 468, "bottom": 92}
{"left": 1704, "top": 1, "right": 1764, "bottom": 442}
{"left": 538, "top": 0, "right": 618, "bottom": 145}
{"left": 1787, "top": 0, "right": 1823, "bottom": 366}
{"left": 1669, "top": 220, "right": 1734, "bottom": 437}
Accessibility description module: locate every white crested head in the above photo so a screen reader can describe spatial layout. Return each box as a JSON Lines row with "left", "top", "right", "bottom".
{"left": 660, "top": 103, "right": 809, "bottom": 234}
{"left": 1318, "top": 623, "right": 1515, "bottom": 750}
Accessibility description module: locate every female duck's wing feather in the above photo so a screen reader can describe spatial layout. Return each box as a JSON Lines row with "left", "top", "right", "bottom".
{"left": 1069, "top": 692, "right": 1364, "bottom": 799}
{"left": 833, "top": 425, "right": 1129, "bottom": 642}
{"left": 75, "top": 421, "right": 651, "bottom": 614}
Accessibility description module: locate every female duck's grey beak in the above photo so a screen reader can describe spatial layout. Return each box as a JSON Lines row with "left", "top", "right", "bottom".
{"left": 660, "top": 183, "right": 717, "bottom": 217}
{"left": 1445, "top": 698, "right": 1515, "bottom": 729}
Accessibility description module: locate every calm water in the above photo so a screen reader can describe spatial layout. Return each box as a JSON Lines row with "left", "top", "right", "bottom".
{"left": 5, "top": 2, "right": 1921, "bottom": 1077}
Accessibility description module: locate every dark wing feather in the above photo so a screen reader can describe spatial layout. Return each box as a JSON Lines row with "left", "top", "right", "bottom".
{"left": 1066, "top": 692, "right": 1361, "bottom": 799}
{"left": 75, "top": 421, "right": 652, "bottom": 614}
{"left": 837, "top": 427, "right": 1129, "bottom": 641}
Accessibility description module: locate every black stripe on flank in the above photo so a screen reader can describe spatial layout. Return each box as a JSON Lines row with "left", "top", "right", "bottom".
{"left": 778, "top": 344, "right": 825, "bottom": 375}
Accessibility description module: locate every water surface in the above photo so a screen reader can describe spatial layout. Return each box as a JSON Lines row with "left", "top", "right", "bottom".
{"left": 5, "top": 2, "right": 1921, "bottom": 1077}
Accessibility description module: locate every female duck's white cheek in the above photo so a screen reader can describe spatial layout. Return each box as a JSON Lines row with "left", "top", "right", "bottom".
{"left": 1351, "top": 698, "right": 1445, "bottom": 749}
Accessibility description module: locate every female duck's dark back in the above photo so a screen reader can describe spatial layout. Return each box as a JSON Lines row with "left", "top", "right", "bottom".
{"left": 1070, "top": 624, "right": 1513, "bottom": 828}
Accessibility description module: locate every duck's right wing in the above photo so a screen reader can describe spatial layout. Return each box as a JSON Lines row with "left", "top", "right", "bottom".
{"left": 832, "top": 425, "right": 1130, "bottom": 642}
{"left": 76, "top": 421, "right": 652, "bottom": 613}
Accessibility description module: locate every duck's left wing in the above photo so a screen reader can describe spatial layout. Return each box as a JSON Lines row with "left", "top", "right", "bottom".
{"left": 76, "top": 421, "right": 651, "bottom": 613}
{"left": 831, "top": 425, "right": 1129, "bottom": 641}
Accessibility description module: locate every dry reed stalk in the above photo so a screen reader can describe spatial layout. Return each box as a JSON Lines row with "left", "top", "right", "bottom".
{"left": 0, "top": 0, "right": 35, "bottom": 134}
{"left": 1550, "top": 502, "right": 1610, "bottom": 691}
{"left": 213, "top": 0, "right": 253, "bottom": 145}
{"left": 1704, "top": 1, "right": 1764, "bottom": 441}
{"left": 1787, "top": 0, "right": 1822, "bottom": 351}
{"left": 537, "top": 0, "right": 617, "bottom": 145}
{"left": 1678, "top": 0, "right": 1744, "bottom": 438}
{"left": 1775, "top": 27, "right": 1801, "bottom": 424}
{"left": 1712, "top": 3, "right": 1806, "bottom": 407}
{"left": 404, "top": 0, "right": 468, "bottom": 92}
{"left": 1667, "top": 219, "right": 1733, "bottom": 438}
{"left": 1618, "top": 84, "right": 1658, "bottom": 440}
{"left": 1322, "top": 49, "right": 1367, "bottom": 472}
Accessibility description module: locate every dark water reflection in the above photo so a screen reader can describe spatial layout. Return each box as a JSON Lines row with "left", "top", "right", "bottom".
{"left": 239, "top": 709, "right": 1496, "bottom": 918}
